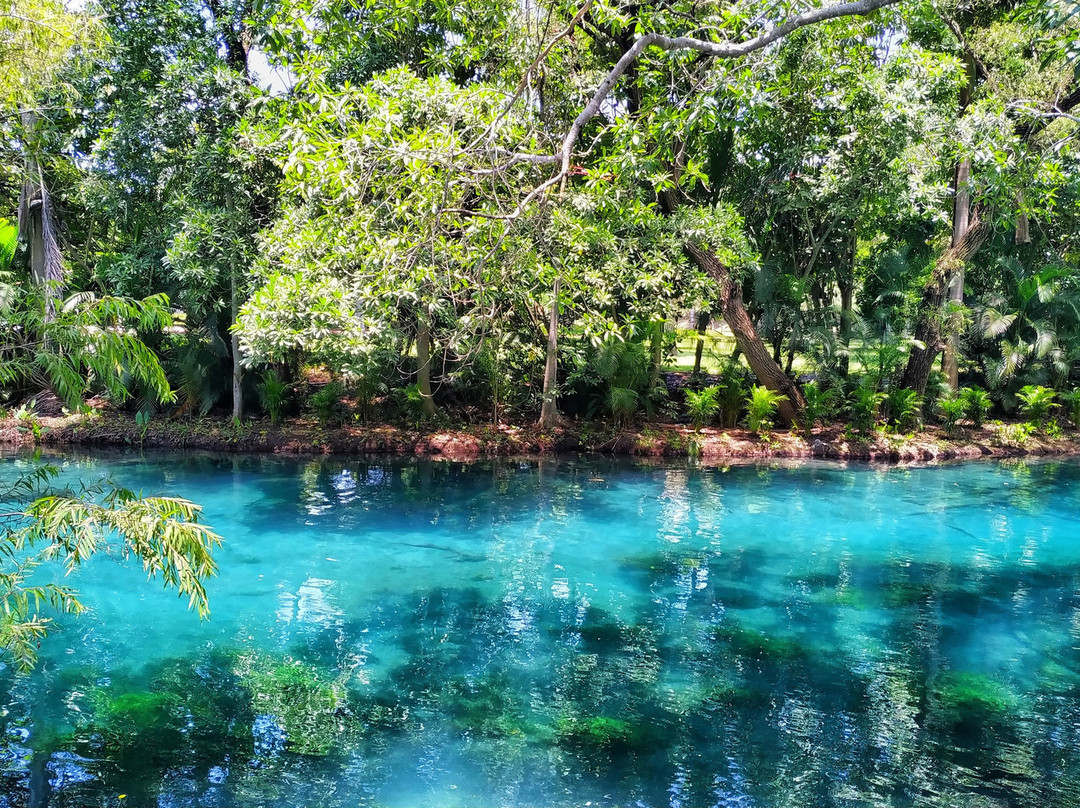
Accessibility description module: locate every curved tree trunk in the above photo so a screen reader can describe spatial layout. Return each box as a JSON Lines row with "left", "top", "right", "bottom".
{"left": 685, "top": 243, "right": 805, "bottom": 426}
{"left": 900, "top": 213, "right": 991, "bottom": 395}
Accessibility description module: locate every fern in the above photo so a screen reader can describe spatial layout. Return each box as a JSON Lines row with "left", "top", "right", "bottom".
{"left": 745, "top": 385, "right": 787, "bottom": 435}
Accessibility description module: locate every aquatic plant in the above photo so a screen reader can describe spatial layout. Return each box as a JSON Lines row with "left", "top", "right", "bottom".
{"left": 931, "top": 671, "right": 1016, "bottom": 731}
{"left": 235, "top": 654, "right": 354, "bottom": 756}
{"left": 444, "top": 673, "right": 535, "bottom": 739}
{"left": 555, "top": 715, "right": 640, "bottom": 750}
{"left": 714, "top": 622, "right": 807, "bottom": 663}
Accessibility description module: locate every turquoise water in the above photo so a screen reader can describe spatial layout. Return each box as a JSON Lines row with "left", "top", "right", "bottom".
{"left": 3, "top": 453, "right": 1080, "bottom": 807}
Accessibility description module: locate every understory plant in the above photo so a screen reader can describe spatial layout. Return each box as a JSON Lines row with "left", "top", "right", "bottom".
{"left": 257, "top": 370, "right": 289, "bottom": 425}
{"left": 745, "top": 385, "right": 787, "bottom": 435}
{"left": 1059, "top": 388, "right": 1080, "bottom": 428}
{"left": 800, "top": 381, "right": 838, "bottom": 439}
{"left": 939, "top": 395, "right": 966, "bottom": 436}
{"left": 960, "top": 387, "right": 993, "bottom": 428}
{"left": 684, "top": 385, "right": 721, "bottom": 431}
{"left": 309, "top": 381, "right": 347, "bottom": 426}
{"left": 849, "top": 383, "right": 886, "bottom": 436}
{"left": 1017, "top": 385, "right": 1057, "bottom": 430}
{"left": 886, "top": 388, "right": 922, "bottom": 432}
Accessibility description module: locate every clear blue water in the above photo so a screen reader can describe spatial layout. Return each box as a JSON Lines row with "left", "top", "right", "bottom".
{"left": 3, "top": 452, "right": 1080, "bottom": 807}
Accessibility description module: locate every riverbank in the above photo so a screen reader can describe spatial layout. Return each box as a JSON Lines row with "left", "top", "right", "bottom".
{"left": 2, "top": 410, "right": 1079, "bottom": 462}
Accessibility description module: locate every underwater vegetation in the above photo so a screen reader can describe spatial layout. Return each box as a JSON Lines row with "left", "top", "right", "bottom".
{"left": 7, "top": 457, "right": 1080, "bottom": 807}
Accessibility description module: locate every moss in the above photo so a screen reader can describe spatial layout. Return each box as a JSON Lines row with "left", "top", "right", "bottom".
{"left": 236, "top": 654, "right": 354, "bottom": 757}
{"left": 555, "top": 715, "right": 642, "bottom": 750}
{"left": 714, "top": 623, "right": 807, "bottom": 663}
{"left": 443, "top": 674, "right": 534, "bottom": 739}
{"left": 932, "top": 671, "right": 1016, "bottom": 730}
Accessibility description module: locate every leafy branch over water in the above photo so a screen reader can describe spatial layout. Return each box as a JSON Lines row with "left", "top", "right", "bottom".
{"left": 0, "top": 473, "right": 220, "bottom": 672}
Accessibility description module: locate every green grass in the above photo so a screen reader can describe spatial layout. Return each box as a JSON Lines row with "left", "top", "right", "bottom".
{"left": 663, "top": 328, "right": 875, "bottom": 377}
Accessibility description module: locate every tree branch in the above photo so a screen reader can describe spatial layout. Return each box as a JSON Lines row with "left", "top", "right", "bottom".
{"left": 520, "top": 0, "right": 904, "bottom": 209}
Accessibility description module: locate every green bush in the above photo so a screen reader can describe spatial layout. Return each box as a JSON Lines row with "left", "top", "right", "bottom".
{"left": 960, "top": 386, "right": 992, "bottom": 428}
{"left": 745, "top": 385, "right": 787, "bottom": 435}
{"left": 938, "top": 395, "right": 966, "bottom": 436}
{"left": 1061, "top": 388, "right": 1080, "bottom": 428}
{"left": 1017, "top": 384, "right": 1057, "bottom": 429}
{"left": 886, "top": 388, "right": 922, "bottom": 432}
{"left": 257, "top": 369, "right": 290, "bottom": 424}
{"left": 608, "top": 386, "right": 640, "bottom": 427}
{"left": 801, "top": 381, "right": 838, "bottom": 439}
{"left": 849, "top": 384, "right": 886, "bottom": 435}
{"left": 684, "top": 385, "right": 721, "bottom": 430}
{"left": 309, "top": 381, "right": 348, "bottom": 426}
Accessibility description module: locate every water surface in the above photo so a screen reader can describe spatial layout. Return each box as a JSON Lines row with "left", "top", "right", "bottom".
{"left": 3, "top": 453, "right": 1080, "bottom": 807}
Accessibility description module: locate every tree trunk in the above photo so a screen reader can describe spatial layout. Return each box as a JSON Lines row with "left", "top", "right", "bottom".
{"left": 942, "top": 157, "right": 971, "bottom": 390}
{"left": 899, "top": 213, "right": 990, "bottom": 395}
{"left": 692, "top": 310, "right": 709, "bottom": 375}
{"left": 648, "top": 318, "right": 665, "bottom": 390}
{"left": 416, "top": 314, "right": 436, "bottom": 419}
{"left": 838, "top": 230, "right": 856, "bottom": 377}
{"left": 685, "top": 243, "right": 805, "bottom": 425}
{"left": 231, "top": 269, "right": 243, "bottom": 420}
{"left": 838, "top": 280, "right": 853, "bottom": 378}
{"left": 538, "top": 277, "right": 561, "bottom": 429}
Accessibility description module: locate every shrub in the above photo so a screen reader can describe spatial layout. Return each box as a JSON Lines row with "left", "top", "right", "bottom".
{"left": 801, "top": 381, "right": 838, "bottom": 439}
{"left": 309, "top": 381, "right": 347, "bottom": 426}
{"left": 959, "top": 386, "right": 992, "bottom": 428}
{"left": 849, "top": 384, "right": 886, "bottom": 435}
{"left": 1017, "top": 385, "right": 1057, "bottom": 429}
{"left": 745, "top": 385, "right": 787, "bottom": 435}
{"left": 257, "top": 369, "right": 289, "bottom": 425}
{"left": 608, "top": 386, "right": 640, "bottom": 427}
{"left": 938, "top": 395, "right": 966, "bottom": 436}
{"left": 716, "top": 361, "right": 750, "bottom": 427}
{"left": 684, "top": 385, "right": 721, "bottom": 430}
{"left": 1059, "top": 388, "right": 1080, "bottom": 428}
{"left": 886, "top": 388, "right": 922, "bottom": 432}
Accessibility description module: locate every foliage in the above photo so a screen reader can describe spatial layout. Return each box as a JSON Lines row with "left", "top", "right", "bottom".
{"left": 745, "top": 386, "right": 788, "bottom": 435}
{"left": 309, "top": 382, "right": 348, "bottom": 426}
{"left": 1061, "top": 388, "right": 1080, "bottom": 427}
{"left": 257, "top": 369, "right": 290, "bottom": 424}
{"left": 800, "top": 382, "right": 838, "bottom": 439}
{"left": 684, "top": 386, "right": 721, "bottom": 430}
{"left": 1017, "top": 384, "right": 1058, "bottom": 428}
{"left": 0, "top": 290, "right": 175, "bottom": 410}
{"left": 886, "top": 388, "right": 922, "bottom": 432}
{"left": 938, "top": 396, "right": 967, "bottom": 436}
{"left": 849, "top": 384, "right": 887, "bottom": 436}
{"left": 960, "top": 387, "right": 993, "bottom": 428}
{"left": 1, "top": 483, "right": 220, "bottom": 671}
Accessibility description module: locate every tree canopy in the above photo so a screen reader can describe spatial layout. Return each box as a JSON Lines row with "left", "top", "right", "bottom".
{"left": 1, "top": 0, "right": 1079, "bottom": 432}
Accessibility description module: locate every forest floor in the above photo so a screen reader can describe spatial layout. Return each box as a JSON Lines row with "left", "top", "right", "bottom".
{"left": 2, "top": 410, "right": 1079, "bottom": 463}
